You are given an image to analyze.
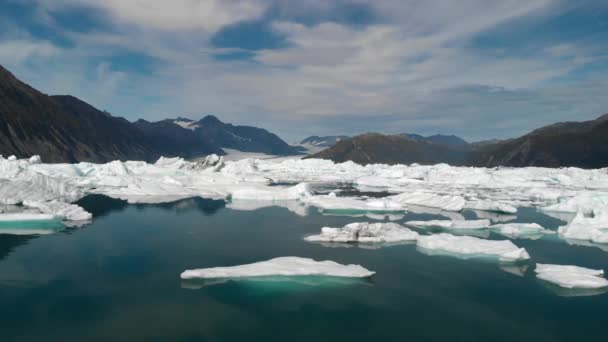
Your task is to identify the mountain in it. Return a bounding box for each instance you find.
[0,65,160,163]
[182,115,304,155]
[471,114,608,168]
[308,133,469,165]
[133,119,224,158]
[0,65,301,162]
[300,135,349,148]
[400,133,470,150]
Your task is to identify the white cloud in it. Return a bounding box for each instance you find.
[0,39,61,64]
[35,0,268,33]
[3,0,608,141]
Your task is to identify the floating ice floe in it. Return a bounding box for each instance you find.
[301,192,406,213]
[406,219,491,230]
[490,223,554,239]
[541,192,608,215]
[230,183,311,201]
[22,200,92,222]
[180,257,375,279]
[416,233,530,262]
[557,211,608,244]
[464,200,518,214]
[0,213,57,222]
[535,264,608,289]
[387,192,465,212]
[305,222,418,243]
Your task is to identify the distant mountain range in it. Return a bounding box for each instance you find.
[0,65,302,162]
[310,114,608,168]
[471,114,608,168]
[302,133,470,150]
[2,65,607,168]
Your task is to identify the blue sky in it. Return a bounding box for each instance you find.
[1,0,607,142]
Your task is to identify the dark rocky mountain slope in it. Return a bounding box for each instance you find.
[0,65,158,163]
[308,133,469,165]
[471,114,608,168]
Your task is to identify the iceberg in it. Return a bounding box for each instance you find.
[406,219,491,230]
[180,257,375,279]
[464,200,517,214]
[535,264,608,289]
[416,233,530,262]
[301,192,406,214]
[557,211,608,244]
[490,223,554,239]
[388,192,465,212]
[0,213,56,221]
[22,200,92,222]
[305,222,418,243]
[230,183,311,201]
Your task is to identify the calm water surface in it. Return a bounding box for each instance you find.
[0,195,607,341]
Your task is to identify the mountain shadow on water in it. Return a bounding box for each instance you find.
[75,195,226,219]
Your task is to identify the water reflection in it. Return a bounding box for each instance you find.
[76,194,226,218]
[181,275,374,291]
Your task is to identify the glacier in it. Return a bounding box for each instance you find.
[180,257,375,279]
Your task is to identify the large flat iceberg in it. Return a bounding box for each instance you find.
[416,233,530,262]
[535,263,608,289]
[180,257,375,279]
[305,222,418,243]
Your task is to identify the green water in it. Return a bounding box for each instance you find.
[0,195,607,341]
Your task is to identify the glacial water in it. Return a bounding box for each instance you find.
[0,195,607,341]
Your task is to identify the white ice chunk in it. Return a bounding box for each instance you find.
[464,200,517,214]
[22,200,92,222]
[491,223,554,238]
[180,257,375,279]
[416,233,530,262]
[305,222,419,243]
[231,183,311,201]
[406,219,491,230]
[541,193,608,215]
[302,192,406,213]
[535,263,608,289]
[388,191,465,211]
[557,210,608,244]
[0,213,57,221]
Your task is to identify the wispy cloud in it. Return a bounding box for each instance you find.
[1,0,607,141]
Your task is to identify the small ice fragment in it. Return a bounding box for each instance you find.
[181,257,375,279]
